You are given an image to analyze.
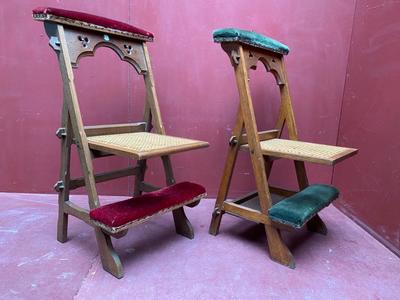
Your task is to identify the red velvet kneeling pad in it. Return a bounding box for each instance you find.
[90,182,206,228]
[32,7,153,39]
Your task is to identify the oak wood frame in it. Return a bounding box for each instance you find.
[42,21,197,278]
[209,42,329,268]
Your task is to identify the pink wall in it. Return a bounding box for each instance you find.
[333,0,400,253]
[0,0,356,197]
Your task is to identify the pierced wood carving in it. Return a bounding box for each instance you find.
[62,27,148,73]
[221,42,285,85]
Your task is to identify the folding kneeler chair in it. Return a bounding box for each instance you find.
[33,7,209,278]
[209,28,358,268]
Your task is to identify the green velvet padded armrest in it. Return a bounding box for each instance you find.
[268,184,339,228]
[213,28,289,55]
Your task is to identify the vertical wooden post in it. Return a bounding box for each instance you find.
[133,102,150,196]
[56,101,72,243]
[143,44,165,135]
[162,155,194,239]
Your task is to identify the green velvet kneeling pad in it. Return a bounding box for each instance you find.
[213,28,289,55]
[268,184,339,228]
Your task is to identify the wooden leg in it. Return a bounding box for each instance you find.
[172,207,194,239]
[133,159,147,197]
[57,210,68,243]
[294,160,309,190]
[209,106,244,236]
[293,161,328,235]
[265,225,295,268]
[264,156,274,179]
[57,105,72,243]
[161,155,195,239]
[307,214,328,235]
[95,228,123,279]
[209,207,224,236]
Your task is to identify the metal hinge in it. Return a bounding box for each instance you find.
[49,36,61,51]
[229,136,238,147]
[74,139,81,148]
[212,208,223,217]
[53,180,65,192]
[230,49,240,65]
[55,128,66,139]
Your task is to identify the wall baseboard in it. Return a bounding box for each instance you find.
[336,206,400,258]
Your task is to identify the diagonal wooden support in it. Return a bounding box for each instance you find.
[209,106,244,235]
[162,155,195,239]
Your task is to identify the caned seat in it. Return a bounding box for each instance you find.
[33,7,209,279]
[88,132,209,160]
[241,138,357,165]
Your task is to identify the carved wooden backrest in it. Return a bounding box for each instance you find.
[221,42,298,140]
[44,22,148,73]
[42,21,166,135]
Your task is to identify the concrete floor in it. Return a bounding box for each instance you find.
[0,192,399,300]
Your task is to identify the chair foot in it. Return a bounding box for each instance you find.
[307,214,328,235]
[57,212,68,243]
[95,228,124,279]
[172,207,194,239]
[265,225,295,269]
[209,208,223,236]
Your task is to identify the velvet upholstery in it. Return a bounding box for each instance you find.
[268,184,339,228]
[213,28,289,55]
[32,7,153,39]
[90,182,206,228]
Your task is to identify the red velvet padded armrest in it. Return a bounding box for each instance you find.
[32,7,153,39]
[90,182,206,228]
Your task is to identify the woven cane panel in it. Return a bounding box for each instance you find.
[257,139,355,164]
[88,132,202,153]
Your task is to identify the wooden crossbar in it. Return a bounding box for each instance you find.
[69,167,140,190]
[239,129,279,145]
[84,122,147,137]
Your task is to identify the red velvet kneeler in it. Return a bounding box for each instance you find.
[90,182,206,229]
[32,7,154,39]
